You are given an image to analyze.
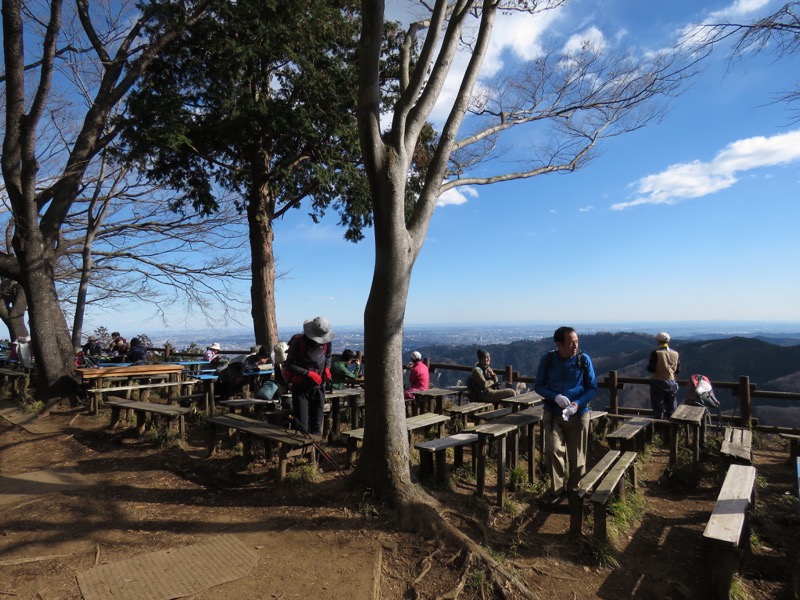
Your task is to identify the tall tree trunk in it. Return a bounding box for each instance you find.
[15,234,79,405]
[247,180,278,350]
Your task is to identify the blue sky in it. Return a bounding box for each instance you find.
[106,0,800,334]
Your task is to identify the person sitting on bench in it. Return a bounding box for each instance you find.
[469,349,516,405]
[534,326,598,505]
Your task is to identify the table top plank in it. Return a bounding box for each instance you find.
[670,404,706,425]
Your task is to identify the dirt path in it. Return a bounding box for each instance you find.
[1,403,798,599]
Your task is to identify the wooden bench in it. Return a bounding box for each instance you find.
[702,463,757,599]
[570,450,638,539]
[445,402,491,429]
[205,413,315,481]
[669,403,707,467]
[78,364,186,413]
[605,417,653,452]
[218,398,278,420]
[415,433,479,483]
[472,408,542,505]
[105,399,192,442]
[720,426,752,464]
[344,412,449,466]
[473,407,513,424]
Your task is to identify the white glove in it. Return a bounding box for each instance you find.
[554,394,570,409]
[562,403,578,421]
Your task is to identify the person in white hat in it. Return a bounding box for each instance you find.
[647,332,681,419]
[403,351,429,399]
[283,317,335,436]
[204,342,222,364]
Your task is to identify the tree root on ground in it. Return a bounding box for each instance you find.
[435,550,475,600]
[394,485,539,600]
[407,547,441,598]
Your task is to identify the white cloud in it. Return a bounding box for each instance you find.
[706,0,773,21]
[612,129,800,210]
[578,205,594,212]
[437,186,478,207]
[563,26,607,55]
[681,0,773,47]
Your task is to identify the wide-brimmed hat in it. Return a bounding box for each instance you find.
[209,342,221,351]
[273,342,289,363]
[303,316,335,344]
[655,332,671,343]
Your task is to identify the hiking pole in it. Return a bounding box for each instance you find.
[288,415,346,474]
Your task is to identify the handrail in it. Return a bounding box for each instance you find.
[428,362,800,431]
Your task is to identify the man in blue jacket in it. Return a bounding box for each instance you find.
[534,326,598,505]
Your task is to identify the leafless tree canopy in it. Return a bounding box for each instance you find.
[699,2,800,121]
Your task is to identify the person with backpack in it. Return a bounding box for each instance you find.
[468,349,516,406]
[647,331,680,419]
[534,326,598,506]
[283,316,334,437]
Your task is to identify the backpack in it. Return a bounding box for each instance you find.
[282,334,331,386]
[687,374,720,409]
[543,349,589,382]
[687,373,721,426]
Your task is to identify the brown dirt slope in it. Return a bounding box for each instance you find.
[1,401,799,599]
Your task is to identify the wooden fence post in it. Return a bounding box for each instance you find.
[164,343,171,361]
[504,365,514,389]
[739,376,751,429]
[608,370,619,415]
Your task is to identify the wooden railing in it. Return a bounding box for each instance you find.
[427,361,800,433]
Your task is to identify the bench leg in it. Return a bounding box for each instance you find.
[526,423,535,485]
[278,445,288,481]
[435,450,447,484]
[592,501,608,542]
[707,545,738,600]
[135,410,147,437]
[476,436,488,498]
[669,423,678,465]
[453,445,465,470]
[569,495,584,534]
[419,452,434,480]
[496,435,507,506]
[108,406,123,430]
[207,424,220,457]
[346,437,359,467]
[177,415,185,442]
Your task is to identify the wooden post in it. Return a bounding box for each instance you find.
[164,343,172,361]
[739,376,751,429]
[504,365,513,389]
[608,370,619,415]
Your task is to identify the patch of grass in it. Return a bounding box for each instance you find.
[483,544,506,564]
[661,450,701,488]
[467,569,492,594]
[609,486,647,532]
[508,466,527,489]
[20,399,45,414]
[587,536,620,569]
[144,424,181,448]
[502,497,523,517]
[749,532,763,553]
[730,575,753,600]
[450,465,475,485]
[355,489,378,517]
[284,460,322,484]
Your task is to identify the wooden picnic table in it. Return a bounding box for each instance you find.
[501,391,543,412]
[77,364,186,413]
[669,403,707,466]
[473,406,542,505]
[411,387,461,415]
[344,412,449,466]
[325,388,365,441]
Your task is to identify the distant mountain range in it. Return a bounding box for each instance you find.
[415,332,800,429]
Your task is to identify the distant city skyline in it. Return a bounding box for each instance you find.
[135,320,800,352]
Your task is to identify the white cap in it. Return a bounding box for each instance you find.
[655,332,670,343]
[411,351,422,361]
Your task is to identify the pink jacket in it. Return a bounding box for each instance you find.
[404,361,430,399]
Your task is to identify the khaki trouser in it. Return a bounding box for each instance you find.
[542,409,590,496]
[479,387,516,407]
